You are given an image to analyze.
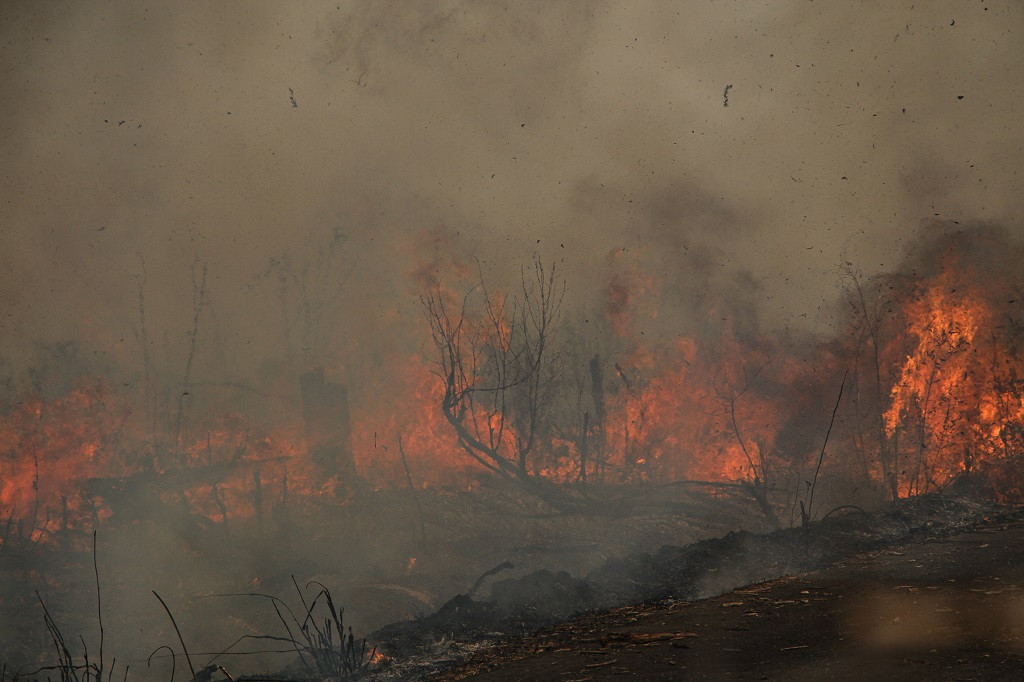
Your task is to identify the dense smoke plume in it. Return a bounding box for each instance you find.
[2,0,1021,399]
[1,0,1022,673]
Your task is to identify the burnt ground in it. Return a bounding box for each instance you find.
[439,514,1024,681]
[4,490,1019,680]
[0,481,771,676]
[354,496,1024,681]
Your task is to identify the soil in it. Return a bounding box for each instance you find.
[442,516,1024,680]
[7,488,1019,680]
[0,481,768,675]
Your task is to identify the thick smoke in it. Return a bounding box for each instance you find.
[2,0,1021,395]
[1,0,1022,672]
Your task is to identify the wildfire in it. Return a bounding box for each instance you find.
[351,355,478,489]
[4,228,1024,547]
[603,249,656,339]
[882,268,1024,496]
[0,382,128,543]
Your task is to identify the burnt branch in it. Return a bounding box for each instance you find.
[422,259,588,509]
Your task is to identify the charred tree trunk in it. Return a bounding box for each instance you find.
[578,411,589,484]
[742,477,781,529]
[589,354,607,480]
[253,469,264,530]
[888,426,901,499]
[299,368,355,482]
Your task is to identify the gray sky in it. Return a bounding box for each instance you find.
[2,0,1021,389]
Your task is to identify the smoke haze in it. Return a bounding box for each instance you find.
[3,0,1021,395]
[2,2,1024,671]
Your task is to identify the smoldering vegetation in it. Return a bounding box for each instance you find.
[2,222,1024,679]
[371,495,1017,679]
[1,1,1022,679]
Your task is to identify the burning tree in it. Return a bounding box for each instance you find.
[841,226,1024,500]
[8,220,1024,554]
[840,261,905,500]
[421,259,579,503]
[708,359,781,527]
[883,274,1024,497]
[420,256,822,523]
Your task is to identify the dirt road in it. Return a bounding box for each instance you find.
[448,519,1024,680]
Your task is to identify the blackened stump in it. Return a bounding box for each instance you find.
[299,367,354,479]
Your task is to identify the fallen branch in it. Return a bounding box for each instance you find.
[821,504,869,519]
[467,561,515,599]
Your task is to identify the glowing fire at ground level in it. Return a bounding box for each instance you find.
[1,227,1024,682]
[3,228,1024,545]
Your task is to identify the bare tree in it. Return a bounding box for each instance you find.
[249,228,351,371]
[990,318,1024,460]
[901,323,969,495]
[840,262,901,500]
[174,257,208,451]
[709,360,781,527]
[555,351,608,485]
[422,259,569,495]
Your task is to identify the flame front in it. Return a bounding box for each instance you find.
[4,232,1024,546]
[883,268,1024,497]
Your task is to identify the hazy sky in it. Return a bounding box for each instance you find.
[2,0,1021,387]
